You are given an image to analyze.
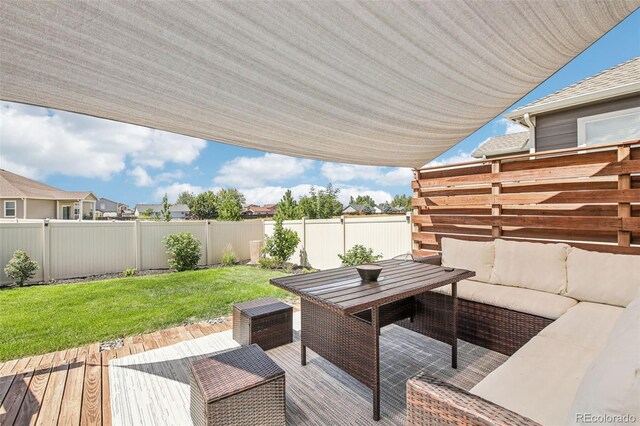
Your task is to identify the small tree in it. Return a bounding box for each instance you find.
[354,195,376,207]
[262,218,300,265]
[160,194,172,221]
[215,188,245,221]
[141,208,155,218]
[191,191,218,219]
[4,250,39,286]
[163,232,201,271]
[338,245,382,266]
[176,191,196,208]
[274,189,302,221]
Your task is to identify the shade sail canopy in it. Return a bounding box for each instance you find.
[1,1,637,168]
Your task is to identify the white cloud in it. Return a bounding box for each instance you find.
[154,183,207,203]
[320,163,413,187]
[334,184,393,205]
[128,166,153,187]
[426,150,475,167]
[382,168,414,186]
[239,183,393,206]
[213,153,314,188]
[240,184,315,206]
[0,101,207,180]
[500,118,527,135]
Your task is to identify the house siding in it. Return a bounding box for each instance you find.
[26,199,56,219]
[535,93,640,152]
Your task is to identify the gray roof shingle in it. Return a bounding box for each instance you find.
[0,169,95,200]
[472,132,530,158]
[509,57,640,116]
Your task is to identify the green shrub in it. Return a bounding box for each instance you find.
[338,245,382,266]
[122,268,137,277]
[258,257,281,269]
[163,232,201,271]
[220,243,239,266]
[4,250,39,286]
[262,218,300,265]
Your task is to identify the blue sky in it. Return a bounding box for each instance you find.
[1,10,638,208]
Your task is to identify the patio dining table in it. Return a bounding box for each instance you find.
[270,258,474,420]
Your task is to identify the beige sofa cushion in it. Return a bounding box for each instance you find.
[489,239,569,294]
[441,238,494,283]
[566,293,640,425]
[432,279,577,320]
[538,302,623,351]
[471,335,600,426]
[566,247,640,307]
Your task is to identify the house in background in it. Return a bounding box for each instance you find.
[134,203,191,219]
[342,204,382,215]
[473,57,640,158]
[96,197,132,219]
[0,169,98,220]
[242,204,277,218]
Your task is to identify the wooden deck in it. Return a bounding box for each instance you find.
[1,304,507,426]
[0,319,233,426]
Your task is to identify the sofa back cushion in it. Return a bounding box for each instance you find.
[489,239,569,294]
[441,238,494,283]
[566,290,640,425]
[566,247,640,307]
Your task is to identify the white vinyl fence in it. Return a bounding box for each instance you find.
[264,215,413,270]
[0,215,412,284]
[0,220,263,284]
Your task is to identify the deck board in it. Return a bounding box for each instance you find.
[109,313,507,426]
[0,319,232,426]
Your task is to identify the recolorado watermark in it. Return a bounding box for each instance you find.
[576,413,637,424]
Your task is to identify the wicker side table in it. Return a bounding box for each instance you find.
[233,298,293,350]
[190,344,286,426]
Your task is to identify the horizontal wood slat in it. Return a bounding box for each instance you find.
[413,189,640,207]
[414,215,624,231]
[413,160,640,188]
[413,142,640,256]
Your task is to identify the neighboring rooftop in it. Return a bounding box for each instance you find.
[472,132,531,158]
[506,56,640,120]
[0,169,95,200]
[135,203,190,213]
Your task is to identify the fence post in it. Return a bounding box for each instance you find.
[42,219,51,282]
[134,219,142,270]
[491,160,502,238]
[617,144,631,247]
[301,217,306,250]
[205,220,210,265]
[341,215,346,255]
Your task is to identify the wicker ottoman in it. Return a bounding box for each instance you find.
[189,344,286,426]
[233,298,293,350]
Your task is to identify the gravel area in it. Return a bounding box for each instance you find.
[100,338,124,352]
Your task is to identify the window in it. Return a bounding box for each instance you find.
[100,203,105,210]
[577,107,640,147]
[4,200,16,217]
[74,202,79,219]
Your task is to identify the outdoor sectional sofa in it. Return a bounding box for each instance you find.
[406,237,640,425]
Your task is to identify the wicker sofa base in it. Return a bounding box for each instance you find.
[396,292,553,356]
[407,374,540,426]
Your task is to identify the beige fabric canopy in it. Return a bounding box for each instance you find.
[1,1,637,168]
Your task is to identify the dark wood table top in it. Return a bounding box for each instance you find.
[270,259,474,315]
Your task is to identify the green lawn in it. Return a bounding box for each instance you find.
[0,266,290,361]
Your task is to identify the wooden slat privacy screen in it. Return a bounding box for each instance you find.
[411,140,640,256]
